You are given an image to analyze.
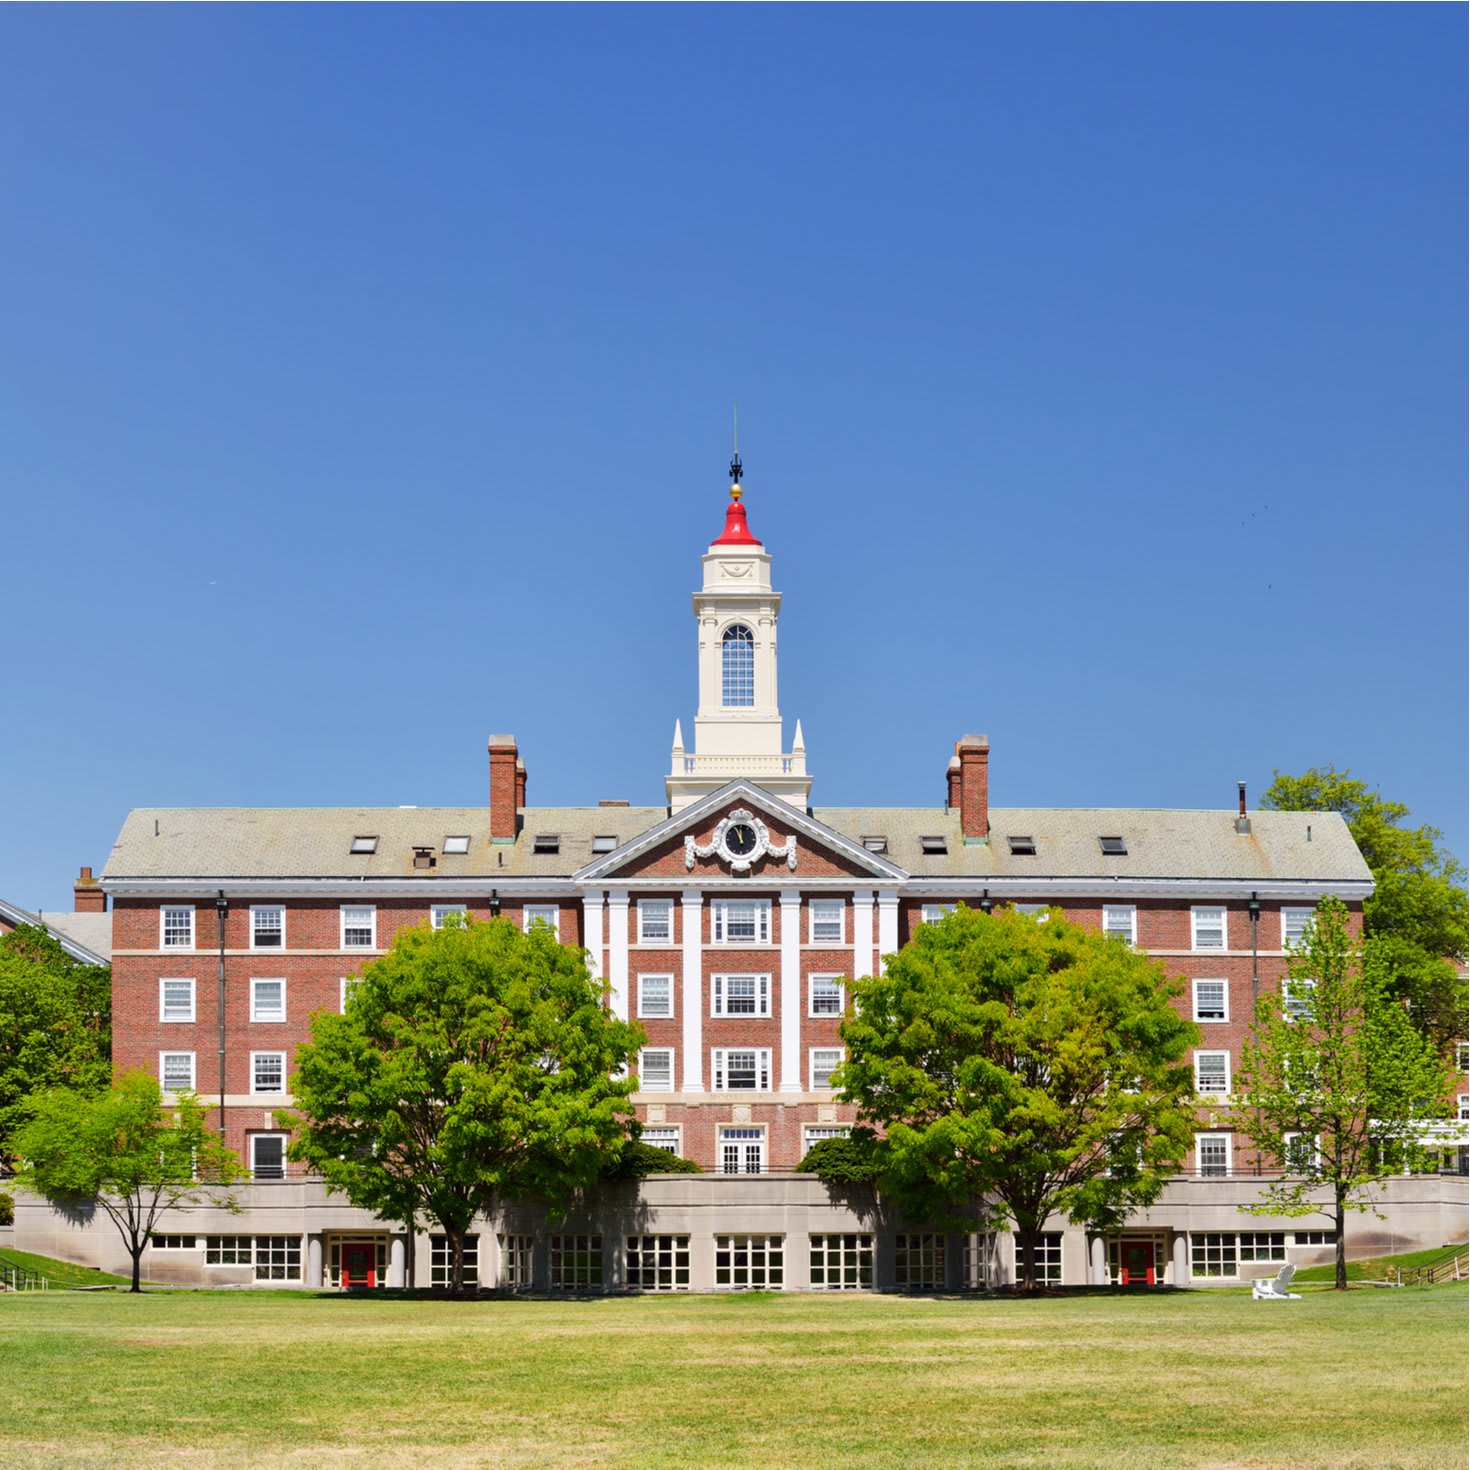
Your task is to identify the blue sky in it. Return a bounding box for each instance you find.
[1,5,1464,912]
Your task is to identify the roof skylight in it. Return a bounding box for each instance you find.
[920,836,947,855]
[861,835,888,854]
[1099,835,1128,856]
[442,835,470,855]
[591,835,616,854]
[533,834,561,855]
[1007,835,1036,856]
[350,835,379,855]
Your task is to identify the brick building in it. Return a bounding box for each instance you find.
[19,466,1466,1291]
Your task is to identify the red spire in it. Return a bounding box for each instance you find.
[712,451,761,546]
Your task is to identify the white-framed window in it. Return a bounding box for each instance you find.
[431,904,468,930]
[250,1134,286,1180]
[711,899,771,945]
[711,973,771,1017]
[523,904,560,937]
[718,1126,766,1174]
[714,1234,784,1289]
[205,1235,251,1265]
[1282,907,1315,949]
[641,1126,681,1156]
[961,1232,997,1289]
[711,1048,771,1091]
[895,1233,946,1290]
[1010,1232,1063,1286]
[920,903,957,925]
[721,623,755,707]
[626,1234,689,1290]
[638,974,674,1019]
[809,900,845,944]
[802,1124,851,1151]
[1456,1042,1469,1074]
[1191,906,1226,952]
[340,975,360,1013]
[341,905,376,949]
[1190,1231,1238,1278]
[1193,979,1228,1023]
[1459,1094,1470,1123]
[1194,1050,1231,1096]
[809,973,845,1017]
[429,1235,479,1288]
[250,978,285,1023]
[638,1048,674,1092]
[809,1232,873,1290]
[498,1233,534,1291]
[253,1236,301,1279]
[1195,1132,1232,1178]
[251,1052,286,1094]
[637,899,672,944]
[160,1051,195,1093]
[809,1047,843,1091]
[550,1235,602,1291]
[1102,905,1136,945]
[1284,1133,1320,1172]
[250,905,284,950]
[149,1234,198,1251]
[159,978,195,1023]
[161,905,195,950]
[1282,979,1316,1021]
[1291,1230,1338,1247]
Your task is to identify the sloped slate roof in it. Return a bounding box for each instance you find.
[102,801,1370,884]
[0,898,112,963]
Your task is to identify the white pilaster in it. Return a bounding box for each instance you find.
[582,891,605,985]
[779,889,802,1092]
[681,889,703,1092]
[607,890,629,1023]
[851,891,874,981]
[388,1234,406,1289]
[877,889,899,972]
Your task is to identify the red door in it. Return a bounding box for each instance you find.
[341,1243,376,1289]
[1119,1241,1155,1286]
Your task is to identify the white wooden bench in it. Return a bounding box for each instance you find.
[1251,1262,1302,1300]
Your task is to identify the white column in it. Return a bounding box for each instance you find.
[1172,1233,1189,1287]
[388,1234,406,1289]
[851,891,874,981]
[779,889,802,1092]
[583,891,605,986]
[681,889,703,1092]
[877,889,899,971]
[306,1234,324,1289]
[606,890,629,1022]
[1090,1235,1107,1285]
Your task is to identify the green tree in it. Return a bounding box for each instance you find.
[839,905,1200,1292]
[286,916,642,1295]
[1262,768,1467,1044]
[0,925,111,1163]
[1236,897,1450,1290]
[13,1072,243,1293]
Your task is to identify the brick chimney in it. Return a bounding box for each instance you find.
[945,756,962,810]
[488,735,520,842]
[515,758,527,810]
[956,735,990,841]
[74,865,107,913]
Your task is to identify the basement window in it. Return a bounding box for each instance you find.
[1099,836,1128,857]
[442,835,470,855]
[861,836,888,854]
[350,836,379,855]
[919,836,947,856]
[533,834,561,855]
[591,835,617,854]
[1007,835,1036,856]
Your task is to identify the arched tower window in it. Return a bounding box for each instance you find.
[721,624,755,707]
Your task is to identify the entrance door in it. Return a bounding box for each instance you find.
[341,1242,377,1289]
[1119,1240,1155,1286]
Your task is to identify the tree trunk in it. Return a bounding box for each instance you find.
[448,1227,466,1299]
[1334,1190,1347,1291]
[1015,1222,1039,1294]
[130,1239,144,1294]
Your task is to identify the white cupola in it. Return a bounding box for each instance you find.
[665,457,811,812]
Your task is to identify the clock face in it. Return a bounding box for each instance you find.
[725,823,758,857]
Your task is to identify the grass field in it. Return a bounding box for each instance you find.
[0,1248,129,1290]
[0,1287,1463,1470]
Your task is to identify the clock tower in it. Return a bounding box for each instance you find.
[665,458,812,812]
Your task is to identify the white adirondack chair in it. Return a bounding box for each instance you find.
[1251,1262,1301,1300]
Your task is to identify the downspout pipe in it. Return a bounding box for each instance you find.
[216,891,228,1135]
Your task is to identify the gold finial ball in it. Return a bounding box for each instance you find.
[730,483,743,501]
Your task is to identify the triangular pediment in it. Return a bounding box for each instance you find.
[573,780,907,884]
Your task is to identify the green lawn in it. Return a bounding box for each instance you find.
[1293,1246,1463,1283]
[0,1248,129,1290]
[0,1288,1463,1469]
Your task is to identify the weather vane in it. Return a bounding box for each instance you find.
[729,402,742,487]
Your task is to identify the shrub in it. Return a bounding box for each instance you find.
[609,1140,703,1179]
[0,1192,11,1226]
[794,1134,883,1186]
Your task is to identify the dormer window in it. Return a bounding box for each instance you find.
[721,624,755,708]
[1007,835,1036,856]
[919,836,947,856]
[350,836,378,855]
[1099,836,1127,857]
[533,834,561,855]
